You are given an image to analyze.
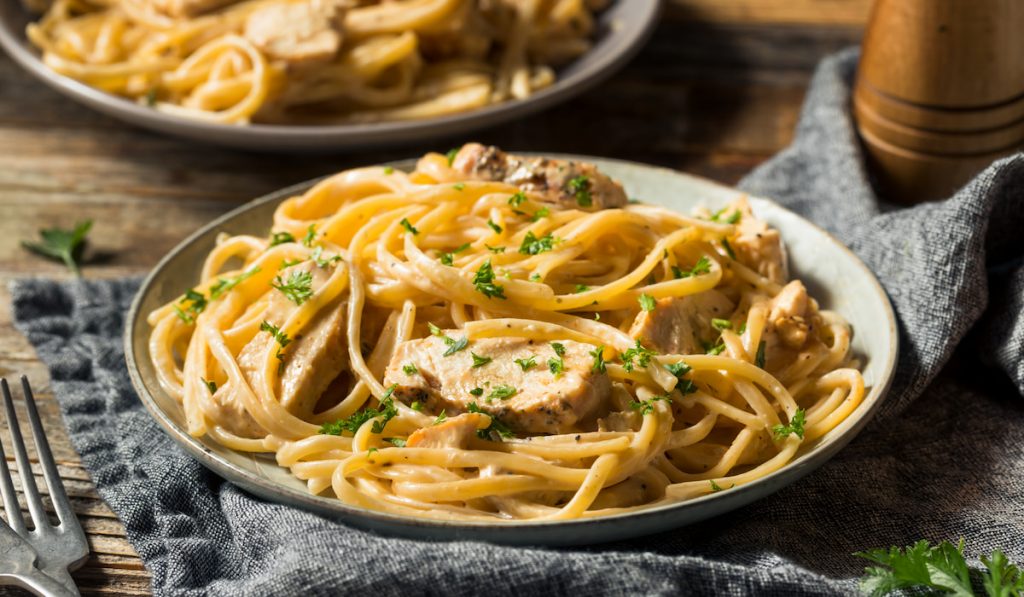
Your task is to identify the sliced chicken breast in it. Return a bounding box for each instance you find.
[729,198,789,285]
[628,290,736,355]
[244,0,345,66]
[383,335,610,434]
[406,413,491,449]
[452,143,628,210]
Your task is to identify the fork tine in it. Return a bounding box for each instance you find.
[0,380,26,534]
[1,378,49,530]
[20,377,77,528]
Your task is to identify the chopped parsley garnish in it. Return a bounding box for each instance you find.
[709,480,724,492]
[721,238,737,260]
[705,340,726,356]
[433,410,447,425]
[772,408,806,440]
[201,378,217,394]
[453,183,466,191]
[551,342,566,357]
[439,242,471,266]
[386,437,406,447]
[302,225,317,247]
[519,231,558,255]
[445,147,459,166]
[508,192,527,207]
[711,318,732,330]
[665,361,697,395]
[402,363,418,376]
[574,284,589,293]
[589,345,606,374]
[629,395,670,415]
[568,175,592,207]
[531,207,550,221]
[469,387,484,397]
[269,231,295,246]
[639,293,656,312]
[738,322,748,334]
[485,244,506,253]
[672,256,712,279]
[428,322,444,336]
[442,336,469,357]
[22,220,92,276]
[279,258,304,270]
[711,207,741,224]
[174,288,207,324]
[260,320,291,366]
[472,259,506,299]
[530,273,542,282]
[514,357,537,371]
[548,357,564,376]
[487,384,517,401]
[272,270,314,305]
[320,385,398,435]
[411,401,423,411]
[399,218,419,235]
[486,219,503,234]
[383,166,394,175]
[311,246,341,268]
[755,340,766,368]
[471,352,492,368]
[209,267,260,299]
[468,402,515,441]
[621,340,657,372]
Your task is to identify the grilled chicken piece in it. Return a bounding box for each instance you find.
[149,0,238,18]
[216,262,348,430]
[628,290,736,355]
[406,413,491,449]
[451,143,628,210]
[760,280,825,370]
[244,0,345,66]
[729,198,788,285]
[383,335,610,434]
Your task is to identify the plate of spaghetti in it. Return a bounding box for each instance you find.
[0,0,658,150]
[125,145,898,544]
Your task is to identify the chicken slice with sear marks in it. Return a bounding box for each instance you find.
[384,335,610,434]
[405,413,491,449]
[451,143,628,210]
[244,0,346,67]
[214,261,349,432]
[628,290,736,355]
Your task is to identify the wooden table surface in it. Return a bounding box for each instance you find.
[0,1,870,593]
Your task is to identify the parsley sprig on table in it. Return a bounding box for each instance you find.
[855,539,1023,597]
[22,220,92,276]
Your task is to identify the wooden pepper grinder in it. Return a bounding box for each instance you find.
[854,0,1024,203]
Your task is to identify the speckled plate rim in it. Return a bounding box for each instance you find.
[124,155,899,546]
[0,1,660,151]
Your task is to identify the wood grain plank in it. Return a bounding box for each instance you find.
[667,0,872,27]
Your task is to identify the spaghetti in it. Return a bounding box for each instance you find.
[147,146,866,521]
[27,0,604,124]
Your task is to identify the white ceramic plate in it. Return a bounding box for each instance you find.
[124,156,898,545]
[0,2,659,151]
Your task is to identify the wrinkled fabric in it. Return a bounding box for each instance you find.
[10,48,1024,596]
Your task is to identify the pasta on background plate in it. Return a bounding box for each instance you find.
[28,0,606,124]
[148,144,866,521]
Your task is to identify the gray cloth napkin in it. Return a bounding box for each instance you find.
[10,48,1024,596]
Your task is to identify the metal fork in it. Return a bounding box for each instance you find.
[0,377,89,596]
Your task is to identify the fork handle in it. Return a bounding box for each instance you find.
[0,568,76,597]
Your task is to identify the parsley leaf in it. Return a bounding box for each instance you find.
[302,224,317,247]
[705,340,726,355]
[721,238,737,260]
[468,402,515,441]
[442,336,469,357]
[201,378,217,394]
[639,293,656,312]
[272,270,314,305]
[320,386,398,436]
[453,183,465,191]
[260,320,291,367]
[711,207,741,225]
[709,480,723,492]
[174,288,207,324]
[551,342,566,357]
[854,540,975,597]
[428,322,444,337]
[665,361,698,395]
[485,244,505,254]
[519,231,558,255]
[982,549,1024,597]
[383,166,394,175]
[439,243,471,266]
[445,147,459,166]
[772,408,806,440]
[279,258,304,270]
[487,384,517,401]
[568,175,592,207]
[629,395,670,415]
[471,352,492,368]
[755,340,766,368]
[532,207,550,221]
[621,340,657,372]
[514,357,537,371]
[433,410,447,425]
[469,387,484,396]
[269,231,295,246]
[472,259,506,299]
[711,318,732,330]
[311,246,341,268]
[209,267,260,300]
[508,192,527,207]
[402,363,418,375]
[386,437,406,447]
[574,284,590,293]
[487,219,503,234]
[589,345,606,374]
[400,218,419,235]
[548,357,564,376]
[672,256,712,279]
[22,220,92,276]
